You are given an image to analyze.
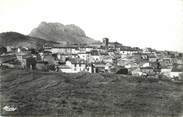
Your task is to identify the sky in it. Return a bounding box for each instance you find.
[0,0,183,52]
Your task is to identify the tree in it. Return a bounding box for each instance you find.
[0,47,7,55]
[116,68,128,74]
[179,73,183,81]
[29,48,37,54]
[178,53,183,58]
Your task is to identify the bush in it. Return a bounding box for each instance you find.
[0,46,7,55]
[179,73,183,80]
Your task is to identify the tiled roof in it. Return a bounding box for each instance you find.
[59,66,71,69]
[67,58,87,64]
[52,46,78,49]
[140,67,154,69]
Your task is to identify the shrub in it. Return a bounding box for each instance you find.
[179,73,183,80]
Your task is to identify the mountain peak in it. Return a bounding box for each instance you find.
[29,22,94,44]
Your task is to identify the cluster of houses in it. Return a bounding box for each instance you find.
[0,38,183,80]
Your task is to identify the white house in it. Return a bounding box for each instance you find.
[125,62,138,69]
[161,67,172,77]
[101,55,113,63]
[45,46,77,54]
[131,68,144,76]
[59,66,75,73]
[90,55,101,62]
[120,48,138,55]
[60,59,91,73]
[89,50,101,62]
[79,46,93,52]
[142,62,150,67]
[93,63,106,73]
[149,56,157,62]
[78,52,90,61]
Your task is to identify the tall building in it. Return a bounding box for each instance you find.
[103,38,109,49]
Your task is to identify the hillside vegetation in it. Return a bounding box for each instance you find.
[0,32,58,48]
[1,69,183,117]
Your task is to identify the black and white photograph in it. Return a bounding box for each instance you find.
[0,0,183,116]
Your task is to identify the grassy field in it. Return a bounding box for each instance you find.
[0,69,183,117]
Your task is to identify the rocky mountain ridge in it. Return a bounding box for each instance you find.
[29,22,96,44]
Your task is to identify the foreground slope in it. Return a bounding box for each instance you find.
[1,69,183,117]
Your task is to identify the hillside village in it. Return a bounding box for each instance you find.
[1,37,183,81]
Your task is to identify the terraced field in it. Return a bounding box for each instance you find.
[1,69,183,117]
